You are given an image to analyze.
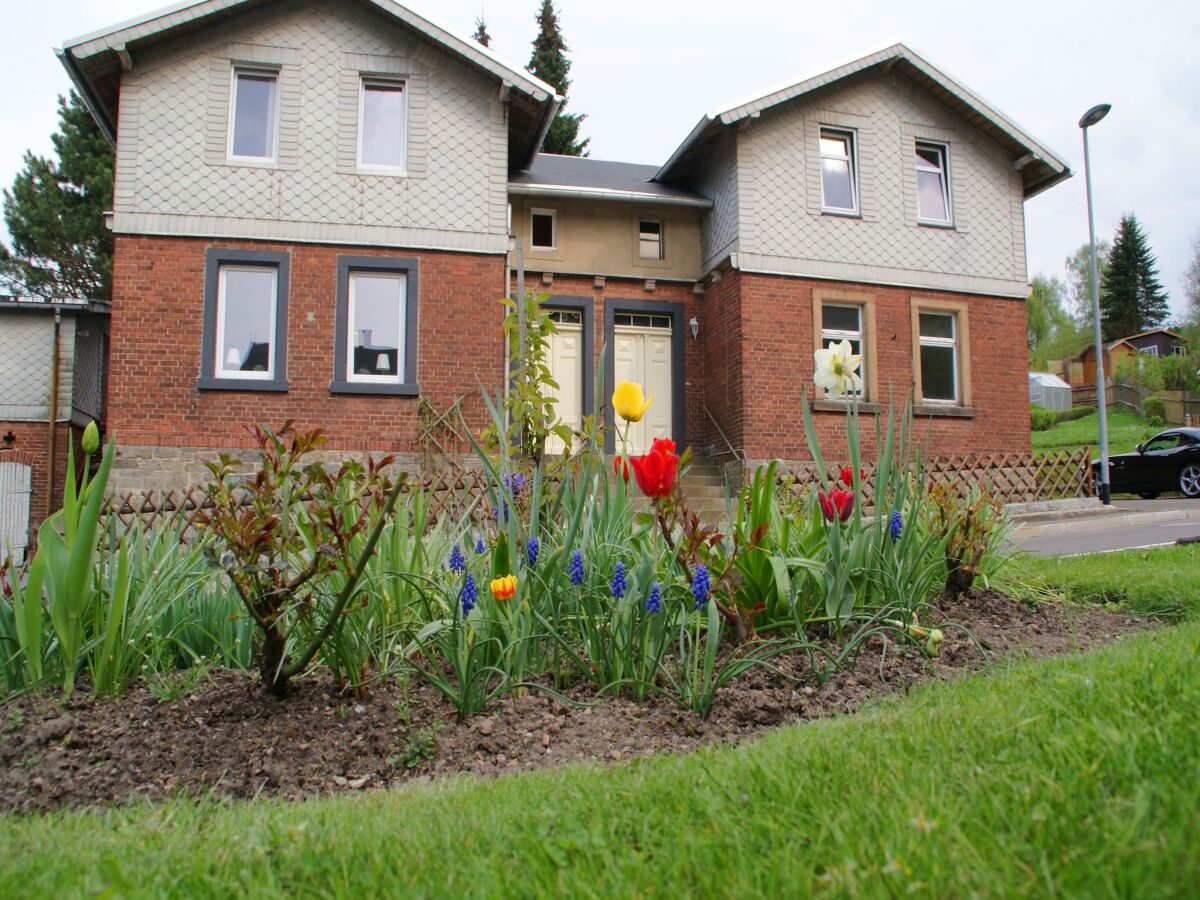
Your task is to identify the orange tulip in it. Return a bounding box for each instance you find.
[489,574,517,601]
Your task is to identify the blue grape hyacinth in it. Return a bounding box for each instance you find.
[611,561,627,599]
[448,544,466,574]
[569,549,585,586]
[889,510,903,543]
[475,536,486,555]
[460,572,478,616]
[526,536,540,568]
[645,580,662,614]
[692,564,710,610]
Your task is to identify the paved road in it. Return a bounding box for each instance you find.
[1015,497,1200,556]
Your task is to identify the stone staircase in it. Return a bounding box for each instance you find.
[626,456,735,524]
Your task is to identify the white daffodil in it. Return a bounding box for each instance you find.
[813,339,863,397]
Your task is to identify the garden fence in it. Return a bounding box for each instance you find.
[1073,378,1199,426]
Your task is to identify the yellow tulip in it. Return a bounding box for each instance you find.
[612,381,653,423]
[490,574,518,601]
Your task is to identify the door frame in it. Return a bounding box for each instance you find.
[603,298,685,454]
[543,295,596,430]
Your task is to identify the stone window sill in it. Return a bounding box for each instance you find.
[330,380,420,397]
[196,376,288,393]
[812,399,882,414]
[913,403,975,418]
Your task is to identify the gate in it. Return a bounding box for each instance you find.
[0,453,33,564]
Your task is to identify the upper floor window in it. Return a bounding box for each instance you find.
[531,208,557,250]
[358,79,407,172]
[639,219,663,259]
[228,67,278,161]
[915,141,952,224]
[819,128,858,214]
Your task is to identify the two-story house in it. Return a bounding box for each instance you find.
[59,0,1070,494]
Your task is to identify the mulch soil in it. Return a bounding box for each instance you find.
[0,591,1149,813]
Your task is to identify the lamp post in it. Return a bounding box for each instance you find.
[1080,102,1112,504]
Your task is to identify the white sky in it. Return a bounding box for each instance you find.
[4,0,1199,314]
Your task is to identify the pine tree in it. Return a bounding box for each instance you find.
[472,15,492,47]
[0,93,114,300]
[1099,214,1169,340]
[527,0,589,156]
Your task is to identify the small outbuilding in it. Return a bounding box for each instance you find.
[1028,371,1072,411]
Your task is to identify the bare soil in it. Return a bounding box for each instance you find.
[0,592,1148,813]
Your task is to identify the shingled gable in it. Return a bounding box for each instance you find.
[656,41,1071,199]
[57,0,560,169]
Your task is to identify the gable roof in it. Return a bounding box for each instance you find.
[58,0,559,168]
[509,154,711,208]
[656,41,1071,199]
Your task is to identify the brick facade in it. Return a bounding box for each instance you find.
[0,422,83,539]
[107,234,506,490]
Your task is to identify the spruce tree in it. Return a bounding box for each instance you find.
[0,92,113,300]
[527,0,589,156]
[472,15,492,47]
[1099,214,1169,340]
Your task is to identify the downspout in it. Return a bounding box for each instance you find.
[47,309,62,514]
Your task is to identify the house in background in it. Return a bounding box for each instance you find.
[0,298,108,561]
[56,0,1070,495]
[1058,328,1187,386]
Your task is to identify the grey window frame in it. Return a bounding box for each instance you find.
[331,255,420,396]
[197,248,290,392]
[915,140,953,226]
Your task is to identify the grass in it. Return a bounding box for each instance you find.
[1,619,1198,897]
[1008,543,1200,622]
[1031,408,1158,458]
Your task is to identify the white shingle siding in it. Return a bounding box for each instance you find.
[0,315,74,421]
[112,1,508,253]
[702,70,1031,297]
[692,130,740,274]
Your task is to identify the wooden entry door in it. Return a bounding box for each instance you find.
[545,310,583,455]
[613,312,673,454]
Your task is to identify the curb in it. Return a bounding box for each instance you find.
[1014,507,1200,538]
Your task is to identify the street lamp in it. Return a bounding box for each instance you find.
[1080,102,1112,504]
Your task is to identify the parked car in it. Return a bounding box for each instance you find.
[1093,427,1200,499]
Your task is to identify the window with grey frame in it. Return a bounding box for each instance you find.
[198,249,289,392]
[918,311,958,403]
[331,257,419,396]
[915,141,952,224]
[819,128,858,213]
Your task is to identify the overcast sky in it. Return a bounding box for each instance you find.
[5,0,1199,315]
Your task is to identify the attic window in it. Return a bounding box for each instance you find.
[228,68,278,161]
[531,208,556,250]
[358,79,407,172]
[639,220,663,259]
[819,128,858,214]
[915,141,952,224]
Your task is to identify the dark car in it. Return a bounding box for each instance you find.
[1093,427,1200,499]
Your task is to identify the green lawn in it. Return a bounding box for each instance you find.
[2,620,1198,896]
[1031,408,1158,458]
[1008,543,1200,622]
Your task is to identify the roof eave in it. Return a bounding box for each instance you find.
[56,47,116,146]
[508,183,712,208]
[653,114,714,182]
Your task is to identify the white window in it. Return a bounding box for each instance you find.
[821,303,865,396]
[347,273,407,383]
[228,68,278,161]
[918,312,958,403]
[819,128,858,213]
[639,219,663,259]
[215,266,278,380]
[531,208,556,250]
[358,80,407,172]
[1139,345,1159,357]
[915,141,952,224]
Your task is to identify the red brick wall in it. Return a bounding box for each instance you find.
[0,421,82,527]
[513,273,709,451]
[110,235,506,452]
[698,267,744,457]
[734,272,1031,460]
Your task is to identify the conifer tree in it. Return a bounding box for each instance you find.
[527,0,589,156]
[0,93,113,299]
[1099,214,1169,340]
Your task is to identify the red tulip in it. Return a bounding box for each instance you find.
[839,466,866,486]
[817,488,855,522]
[630,438,679,498]
[613,455,630,482]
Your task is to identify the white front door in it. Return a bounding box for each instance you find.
[614,313,673,455]
[0,459,32,565]
[545,310,583,456]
